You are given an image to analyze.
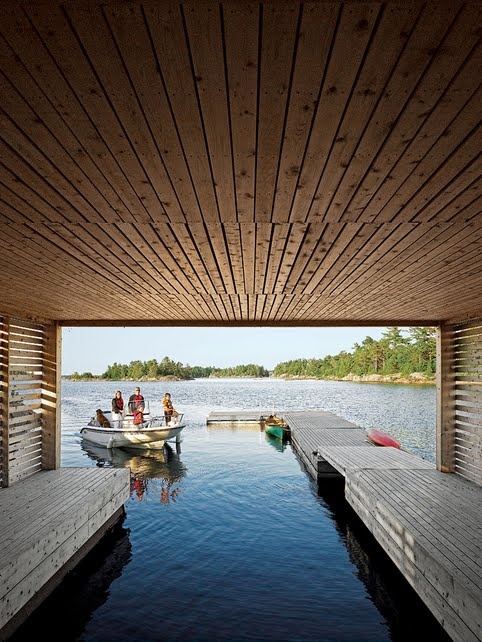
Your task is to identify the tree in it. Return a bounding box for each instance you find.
[408,327,436,373]
[271,326,436,381]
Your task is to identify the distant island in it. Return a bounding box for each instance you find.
[65,327,436,385]
[271,327,436,384]
[67,358,268,381]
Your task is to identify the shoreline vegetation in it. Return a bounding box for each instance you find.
[65,327,436,386]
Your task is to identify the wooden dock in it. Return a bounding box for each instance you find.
[0,467,130,640]
[284,410,482,642]
[205,409,482,642]
[206,411,272,425]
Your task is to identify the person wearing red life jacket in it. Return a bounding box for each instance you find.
[128,386,144,413]
[133,404,146,427]
[111,390,124,427]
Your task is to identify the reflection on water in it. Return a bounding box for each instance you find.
[315,479,452,642]
[9,514,132,642]
[264,431,290,453]
[81,440,187,504]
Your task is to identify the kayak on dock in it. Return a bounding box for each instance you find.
[366,428,401,449]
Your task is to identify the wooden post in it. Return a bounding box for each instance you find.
[41,323,62,470]
[436,324,455,473]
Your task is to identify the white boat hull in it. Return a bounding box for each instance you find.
[80,410,185,449]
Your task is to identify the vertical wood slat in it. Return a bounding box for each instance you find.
[58,3,176,224]
[223,1,258,225]
[183,2,237,223]
[437,324,456,473]
[145,2,221,227]
[241,223,256,296]
[104,2,192,225]
[453,322,482,486]
[0,318,58,485]
[272,2,339,224]
[0,318,10,487]
[8,319,44,485]
[41,324,61,470]
[439,321,482,485]
[255,1,299,223]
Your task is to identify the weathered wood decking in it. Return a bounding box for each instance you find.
[282,410,482,642]
[0,467,130,640]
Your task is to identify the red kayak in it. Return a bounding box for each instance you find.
[367,429,401,449]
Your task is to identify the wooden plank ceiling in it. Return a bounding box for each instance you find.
[0,0,480,326]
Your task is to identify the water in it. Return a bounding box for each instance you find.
[11,379,450,642]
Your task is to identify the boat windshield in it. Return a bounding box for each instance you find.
[126,400,150,415]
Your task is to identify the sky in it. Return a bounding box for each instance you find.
[61,326,389,375]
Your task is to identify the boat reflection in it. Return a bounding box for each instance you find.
[81,441,187,504]
[264,431,290,453]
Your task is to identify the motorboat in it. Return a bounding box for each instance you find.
[80,403,185,449]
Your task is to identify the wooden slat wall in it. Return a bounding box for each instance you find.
[437,323,456,474]
[1,319,59,486]
[442,321,482,486]
[0,319,9,488]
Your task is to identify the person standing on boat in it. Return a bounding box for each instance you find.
[111,390,124,428]
[162,392,176,425]
[128,386,145,413]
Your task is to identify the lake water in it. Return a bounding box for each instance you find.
[10,378,451,642]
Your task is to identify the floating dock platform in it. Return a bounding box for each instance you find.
[0,467,130,640]
[206,409,482,642]
[206,411,272,425]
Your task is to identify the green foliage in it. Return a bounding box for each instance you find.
[272,327,436,380]
[69,371,98,380]
[100,357,268,380]
[209,363,269,378]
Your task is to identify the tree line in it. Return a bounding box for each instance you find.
[272,327,436,379]
[69,356,269,381]
[68,327,436,381]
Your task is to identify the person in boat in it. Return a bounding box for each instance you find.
[128,386,145,413]
[111,390,124,427]
[133,404,147,427]
[162,392,176,425]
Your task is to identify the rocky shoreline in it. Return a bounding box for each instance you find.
[64,372,435,385]
[276,372,435,385]
[343,372,434,384]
